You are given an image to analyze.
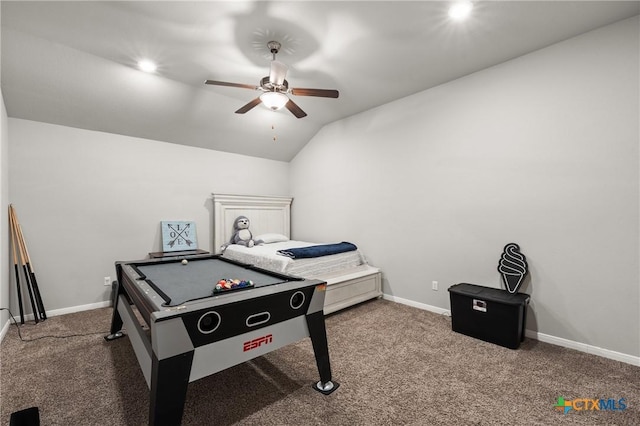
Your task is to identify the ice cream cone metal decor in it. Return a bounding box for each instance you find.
[497,243,528,294]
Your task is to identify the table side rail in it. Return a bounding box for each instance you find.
[119,264,163,323]
[116,294,153,387]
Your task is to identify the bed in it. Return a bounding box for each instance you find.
[212,193,382,314]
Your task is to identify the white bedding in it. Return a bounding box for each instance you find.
[221,240,366,277]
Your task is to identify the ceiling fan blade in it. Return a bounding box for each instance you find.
[269,61,288,86]
[235,97,262,114]
[285,99,307,119]
[205,80,257,90]
[290,88,339,98]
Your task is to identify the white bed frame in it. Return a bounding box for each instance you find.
[212,193,382,314]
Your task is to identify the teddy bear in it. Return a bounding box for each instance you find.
[228,216,263,248]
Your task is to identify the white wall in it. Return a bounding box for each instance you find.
[0,91,9,332]
[290,17,639,358]
[0,0,9,335]
[8,119,289,314]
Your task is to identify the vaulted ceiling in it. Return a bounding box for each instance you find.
[2,1,638,161]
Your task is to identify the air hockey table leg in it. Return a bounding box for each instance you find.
[149,351,194,426]
[104,282,125,341]
[305,311,340,395]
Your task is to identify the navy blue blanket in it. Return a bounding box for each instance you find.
[277,242,357,259]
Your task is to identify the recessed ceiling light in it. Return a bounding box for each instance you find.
[449,1,473,21]
[138,59,157,73]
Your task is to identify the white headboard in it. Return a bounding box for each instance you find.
[212,193,292,254]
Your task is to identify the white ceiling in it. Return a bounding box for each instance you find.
[2,1,638,161]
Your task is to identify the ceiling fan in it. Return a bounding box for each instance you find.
[205,41,339,119]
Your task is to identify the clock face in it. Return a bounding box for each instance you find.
[161,221,198,252]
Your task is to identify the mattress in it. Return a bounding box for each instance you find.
[221,240,366,277]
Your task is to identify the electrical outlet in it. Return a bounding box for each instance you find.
[432,280,438,291]
[104,276,111,286]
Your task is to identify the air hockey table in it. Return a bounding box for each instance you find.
[105,254,338,426]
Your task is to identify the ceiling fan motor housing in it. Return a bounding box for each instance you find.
[261,77,289,92]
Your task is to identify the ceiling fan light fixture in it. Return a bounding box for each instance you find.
[260,91,289,111]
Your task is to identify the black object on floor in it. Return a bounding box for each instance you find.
[448,283,530,349]
[9,407,40,426]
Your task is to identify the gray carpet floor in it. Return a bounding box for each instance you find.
[1,299,639,425]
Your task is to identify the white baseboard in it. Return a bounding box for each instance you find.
[383,294,451,316]
[0,300,112,343]
[19,300,112,323]
[525,329,640,366]
[0,317,11,342]
[383,294,640,367]
[46,300,112,317]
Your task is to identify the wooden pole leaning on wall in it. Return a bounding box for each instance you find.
[9,206,25,324]
[12,207,47,320]
[9,205,46,322]
[9,205,39,323]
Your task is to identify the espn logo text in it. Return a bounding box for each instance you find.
[243,334,273,352]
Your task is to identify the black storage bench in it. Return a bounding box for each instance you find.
[448,283,530,349]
